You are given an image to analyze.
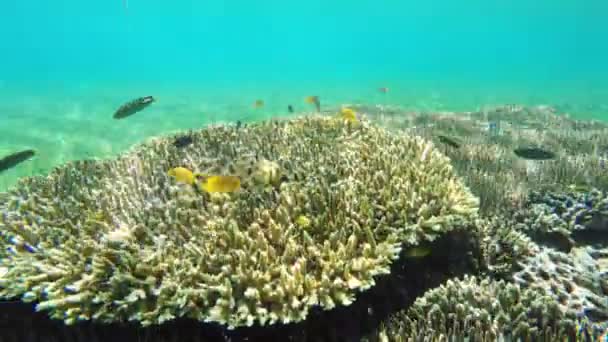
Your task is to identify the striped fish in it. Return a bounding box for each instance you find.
[113,96,155,119]
[0,149,35,173]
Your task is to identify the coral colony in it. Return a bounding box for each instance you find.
[1,107,607,340]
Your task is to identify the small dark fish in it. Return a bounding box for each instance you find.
[0,149,36,173]
[173,135,193,148]
[288,105,294,113]
[513,147,556,160]
[236,120,242,129]
[113,96,155,119]
[378,87,389,93]
[437,135,461,148]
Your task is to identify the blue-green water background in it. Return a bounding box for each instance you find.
[1,0,608,190]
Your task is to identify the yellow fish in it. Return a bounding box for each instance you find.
[404,246,432,258]
[295,215,311,228]
[339,107,358,123]
[196,175,241,193]
[167,167,195,185]
[304,96,318,104]
[304,96,320,112]
[253,99,264,108]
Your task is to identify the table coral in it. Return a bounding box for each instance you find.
[0,116,478,329]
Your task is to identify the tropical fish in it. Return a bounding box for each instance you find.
[437,135,461,148]
[0,149,35,173]
[173,135,194,148]
[305,96,321,112]
[378,87,389,93]
[404,246,432,258]
[113,96,155,119]
[513,147,556,160]
[295,215,311,228]
[223,155,287,190]
[339,107,358,123]
[236,120,242,129]
[251,159,284,188]
[167,167,195,185]
[288,105,294,113]
[253,100,264,108]
[195,174,241,193]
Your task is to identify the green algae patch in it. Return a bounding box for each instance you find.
[0,115,478,328]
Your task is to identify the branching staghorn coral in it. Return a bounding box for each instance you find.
[0,116,479,329]
[363,275,579,342]
[475,216,537,279]
[357,103,608,217]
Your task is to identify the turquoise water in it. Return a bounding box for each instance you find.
[1,0,608,190]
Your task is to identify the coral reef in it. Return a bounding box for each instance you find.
[3,102,607,341]
[356,103,608,215]
[475,216,537,279]
[0,116,479,329]
[363,275,579,342]
[513,187,608,251]
[352,103,608,339]
[0,227,481,342]
[512,246,608,324]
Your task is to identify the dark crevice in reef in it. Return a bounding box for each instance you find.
[572,213,608,248]
[527,230,575,253]
[0,229,480,342]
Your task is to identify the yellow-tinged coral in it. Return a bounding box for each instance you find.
[0,115,478,328]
